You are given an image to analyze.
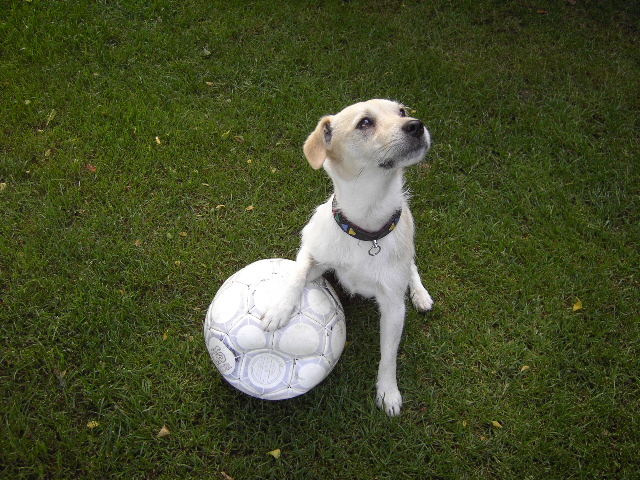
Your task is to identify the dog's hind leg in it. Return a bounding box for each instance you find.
[409,261,433,312]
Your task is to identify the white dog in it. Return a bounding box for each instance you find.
[262,99,434,416]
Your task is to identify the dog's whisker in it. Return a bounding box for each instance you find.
[378,140,404,163]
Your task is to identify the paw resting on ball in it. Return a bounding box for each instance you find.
[261,300,297,332]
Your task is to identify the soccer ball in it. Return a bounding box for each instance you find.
[204,258,346,400]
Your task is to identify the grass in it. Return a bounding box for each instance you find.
[1,0,639,478]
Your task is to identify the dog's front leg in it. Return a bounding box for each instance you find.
[375,292,406,416]
[261,248,323,332]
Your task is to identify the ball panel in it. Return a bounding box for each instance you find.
[290,357,332,391]
[247,352,286,388]
[203,321,222,343]
[235,324,268,351]
[205,335,236,375]
[299,280,340,326]
[296,363,327,389]
[275,317,323,356]
[323,281,343,311]
[207,281,249,333]
[205,330,246,380]
[306,288,333,315]
[239,350,294,396]
[326,316,347,364]
[228,316,269,352]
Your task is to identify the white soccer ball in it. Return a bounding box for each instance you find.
[204,258,346,400]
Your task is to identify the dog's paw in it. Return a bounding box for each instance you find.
[410,286,433,313]
[376,385,403,417]
[261,301,295,332]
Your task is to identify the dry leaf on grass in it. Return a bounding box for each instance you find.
[573,299,583,311]
[157,425,170,437]
[267,449,281,459]
[491,420,503,428]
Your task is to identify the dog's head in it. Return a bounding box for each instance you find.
[303,99,431,176]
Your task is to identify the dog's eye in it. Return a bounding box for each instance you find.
[399,108,407,117]
[356,117,374,130]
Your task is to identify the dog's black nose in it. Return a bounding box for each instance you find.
[402,119,424,138]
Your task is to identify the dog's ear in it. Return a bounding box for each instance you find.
[303,115,333,170]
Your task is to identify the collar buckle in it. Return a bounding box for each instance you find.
[368,240,382,256]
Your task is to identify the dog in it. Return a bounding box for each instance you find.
[262,99,434,416]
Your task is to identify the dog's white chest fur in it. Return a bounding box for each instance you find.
[302,198,415,299]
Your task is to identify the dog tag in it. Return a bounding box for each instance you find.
[368,240,381,256]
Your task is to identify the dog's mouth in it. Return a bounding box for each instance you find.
[378,140,429,170]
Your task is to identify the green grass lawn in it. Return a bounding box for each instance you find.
[1,0,639,478]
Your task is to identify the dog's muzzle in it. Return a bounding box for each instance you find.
[378,120,430,170]
[402,119,425,138]
[403,119,431,152]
